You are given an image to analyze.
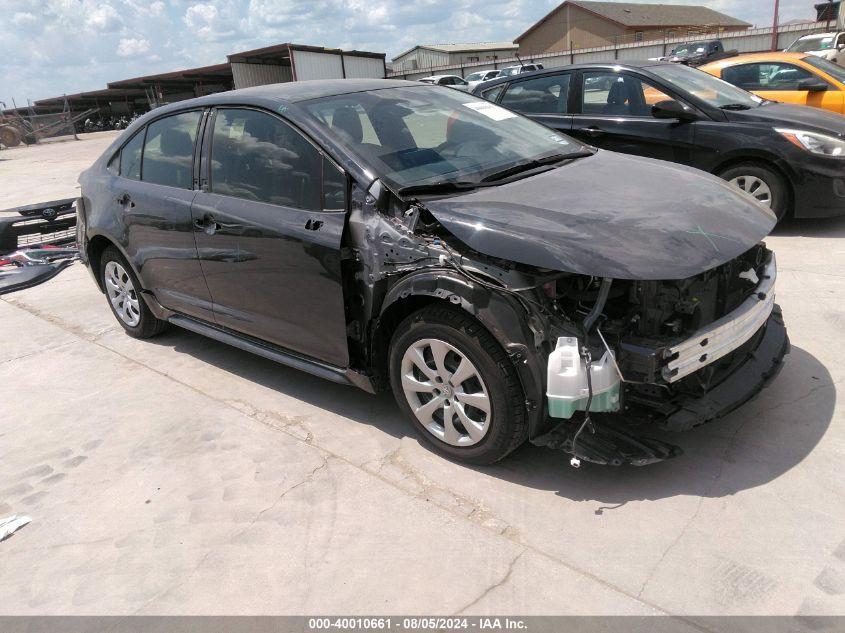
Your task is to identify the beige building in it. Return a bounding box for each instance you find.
[515,1,751,56]
[391,42,519,73]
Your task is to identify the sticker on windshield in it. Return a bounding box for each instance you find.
[548,134,570,145]
[462,101,517,121]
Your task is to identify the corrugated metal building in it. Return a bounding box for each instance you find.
[30,43,386,118]
[391,42,519,73]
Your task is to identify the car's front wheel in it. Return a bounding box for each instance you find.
[388,304,527,465]
[719,163,789,221]
[100,246,167,339]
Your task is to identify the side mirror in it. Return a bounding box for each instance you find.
[837,44,844,51]
[797,77,828,92]
[652,99,697,121]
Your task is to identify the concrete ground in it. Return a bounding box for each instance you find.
[0,133,843,617]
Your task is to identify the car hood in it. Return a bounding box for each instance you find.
[423,151,775,280]
[725,101,845,136]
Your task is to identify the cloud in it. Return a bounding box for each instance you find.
[86,4,123,32]
[117,36,151,57]
[0,0,819,106]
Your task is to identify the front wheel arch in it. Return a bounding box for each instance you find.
[372,270,546,438]
[713,157,794,220]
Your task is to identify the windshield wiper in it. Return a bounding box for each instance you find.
[396,181,482,196]
[719,103,754,110]
[480,151,592,183]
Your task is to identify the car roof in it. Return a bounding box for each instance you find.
[700,51,812,73]
[473,60,673,90]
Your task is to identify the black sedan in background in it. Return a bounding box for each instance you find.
[473,61,845,220]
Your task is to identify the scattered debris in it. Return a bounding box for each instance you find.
[0,515,31,541]
[0,245,78,295]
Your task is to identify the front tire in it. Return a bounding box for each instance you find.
[718,163,789,221]
[388,304,527,465]
[100,246,167,339]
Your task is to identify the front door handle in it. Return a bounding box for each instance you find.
[194,215,221,235]
[584,126,604,137]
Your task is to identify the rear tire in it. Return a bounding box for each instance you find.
[388,304,527,465]
[100,246,167,339]
[718,162,789,221]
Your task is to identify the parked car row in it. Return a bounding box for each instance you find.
[78,76,790,467]
[472,59,845,220]
[418,63,545,92]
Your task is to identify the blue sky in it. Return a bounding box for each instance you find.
[1,0,813,107]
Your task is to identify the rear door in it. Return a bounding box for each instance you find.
[496,72,574,132]
[570,69,698,164]
[110,110,214,321]
[191,107,349,367]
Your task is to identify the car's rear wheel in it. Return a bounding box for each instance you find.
[388,304,527,465]
[100,246,167,339]
[719,163,789,221]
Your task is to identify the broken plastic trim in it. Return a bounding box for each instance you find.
[533,418,683,467]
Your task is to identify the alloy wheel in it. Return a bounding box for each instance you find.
[400,338,491,447]
[729,175,772,208]
[104,261,141,327]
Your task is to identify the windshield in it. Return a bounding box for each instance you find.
[672,43,705,56]
[804,55,845,83]
[466,72,485,81]
[303,86,587,189]
[650,63,763,108]
[499,66,522,77]
[789,36,835,52]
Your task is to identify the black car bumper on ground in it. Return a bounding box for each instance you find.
[0,198,77,253]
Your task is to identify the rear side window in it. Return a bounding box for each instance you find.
[142,111,201,189]
[119,129,144,180]
[481,84,505,102]
[210,108,322,210]
[501,74,570,114]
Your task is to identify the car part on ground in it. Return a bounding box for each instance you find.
[473,60,845,220]
[77,79,790,467]
[0,198,77,252]
[0,245,78,295]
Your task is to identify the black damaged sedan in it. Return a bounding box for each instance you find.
[76,79,789,466]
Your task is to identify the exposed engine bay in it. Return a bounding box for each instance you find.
[342,179,789,467]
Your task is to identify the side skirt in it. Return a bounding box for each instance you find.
[168,314,376,394]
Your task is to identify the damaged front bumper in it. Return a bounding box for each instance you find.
[535,252,789,466]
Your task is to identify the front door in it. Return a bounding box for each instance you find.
[721,61,845,114]
[570,70,698,165]
[192,107,350,367]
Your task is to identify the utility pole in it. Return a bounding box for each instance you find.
[771,0,779,51]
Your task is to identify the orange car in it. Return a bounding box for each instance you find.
[701,52,845,113]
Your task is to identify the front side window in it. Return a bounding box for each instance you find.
[581,72,672,116]
[805,55,845,84]
[119,129,144,180]
[210,108,321,210]
[501,73,570,114]
[723,63,815,91]
[304,85,587,190]
[141,111,201,189]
